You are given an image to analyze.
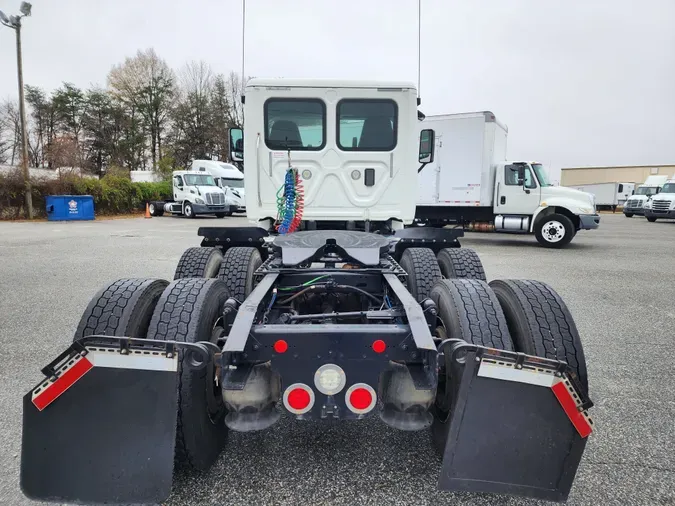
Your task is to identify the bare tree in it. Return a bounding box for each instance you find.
[225,71,245,128]
[108,48,175,169]
[0,99,22,165]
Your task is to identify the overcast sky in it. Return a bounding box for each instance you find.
[1,0,673,181]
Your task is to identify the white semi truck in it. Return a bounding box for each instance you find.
[147,170,235,218]
[566,182,635,211]
[190,159,246,214]
[622,175,669,217]
[643,178,675,222]
[415,112,600,248]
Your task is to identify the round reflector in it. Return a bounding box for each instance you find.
[314,363,346,395]
[345,383,377,414]
[283,383,314,414]
[372,339,386,353]
[273,339,288,353]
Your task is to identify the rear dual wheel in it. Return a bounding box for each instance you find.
[74,277,230,472]
[174,247,223,279]
[429,278,588,452]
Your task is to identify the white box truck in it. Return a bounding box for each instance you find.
[566,182,635,211]
[622,175,669,217]
[415,112,600,248]
[190,159,246,214]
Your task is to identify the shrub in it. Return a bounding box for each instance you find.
[0,170,173,219]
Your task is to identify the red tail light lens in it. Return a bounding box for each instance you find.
[273,339,288,353]
[282,383,314,414]
[372,339,386,353]
[345,383,377,414]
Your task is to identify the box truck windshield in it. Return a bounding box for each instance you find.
[221,178,244,188]
[661,183,675,193]
[532,163,552,186]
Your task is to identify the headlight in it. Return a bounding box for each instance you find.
[195,198,205,204]
[644,200,652,209]
[578,207,594,214]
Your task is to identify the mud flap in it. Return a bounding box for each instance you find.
[20,339,181,505]
[437,343,593,502]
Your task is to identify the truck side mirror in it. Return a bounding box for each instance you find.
[419,129,434,163]
[230,128,243,162]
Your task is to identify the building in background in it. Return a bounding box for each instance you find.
[561,164,675,186]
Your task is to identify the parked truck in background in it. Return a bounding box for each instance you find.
[567,182,635,211]
[643,179,675,222]
[147,170,235,218]
[190,159,246,214]
[623,175,669,217]
[415,112,600,248]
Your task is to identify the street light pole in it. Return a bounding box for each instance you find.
[15,21,33,219]
[1,2,33,219]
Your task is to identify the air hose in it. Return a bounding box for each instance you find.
[275,167,304,234]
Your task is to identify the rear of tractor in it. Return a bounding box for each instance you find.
[21,225,592,504]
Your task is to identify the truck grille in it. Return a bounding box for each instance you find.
[652,200,671,211]
[205,193,224,205]
[625,199,642,209]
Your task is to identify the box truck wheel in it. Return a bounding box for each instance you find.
[489,279,588,394]
[174,247,223,280]
[436,248,486,281]
[534,214,575,248]
[73,278,169,342]
[399,248,442,302]
[430,279,514,452]
[647,216,657,222]
[147,278,230,470]
[624,213,634,218]
[218,247,262,302]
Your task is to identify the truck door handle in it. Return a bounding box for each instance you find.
[500,196,506,205]
[364,168,375,187]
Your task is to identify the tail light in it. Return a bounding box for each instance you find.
[282,383,314,414]
[345,383,377,414]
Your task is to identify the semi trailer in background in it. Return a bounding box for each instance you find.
[415,112,600,248]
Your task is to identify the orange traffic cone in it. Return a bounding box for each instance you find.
[145,202,152,219]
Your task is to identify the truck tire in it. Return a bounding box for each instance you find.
[399,247,441,302]
[215,213,227,218]
[218,247,262,302]
[436,248,486,281]
[430,279,514,452]
[647,216,657,222]
[74,278,169,342]
[489,279,588,394]
[147,278,230,471]
[148,202,164,217]
[534,213,575,248]
[184,202,196,219]
[624,213,634,218]
[174,247,223,280]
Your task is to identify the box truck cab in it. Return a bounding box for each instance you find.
[416,112,599,248]
[190,159,246,214]
[147,170,233,218]
[623,175,669,217]
[643,179,675,222]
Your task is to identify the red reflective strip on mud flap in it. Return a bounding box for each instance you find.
[32,355,93,411]
[551,380,593,438]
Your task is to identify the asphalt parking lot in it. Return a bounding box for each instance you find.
[1,213,673,506]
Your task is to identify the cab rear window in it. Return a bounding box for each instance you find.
[337,99,397,151]
[264,99,326,150]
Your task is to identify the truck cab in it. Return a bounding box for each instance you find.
[242,78,418,231]
[494,161,598,237]
[643,178,675,222]
[190,160,246,214]
[623,175,669,217]
[164,170,231,218]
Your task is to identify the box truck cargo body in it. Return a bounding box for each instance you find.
[566,182,635,210]
[415,112,600,248]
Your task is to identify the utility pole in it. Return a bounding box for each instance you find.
[1,2,34,219]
